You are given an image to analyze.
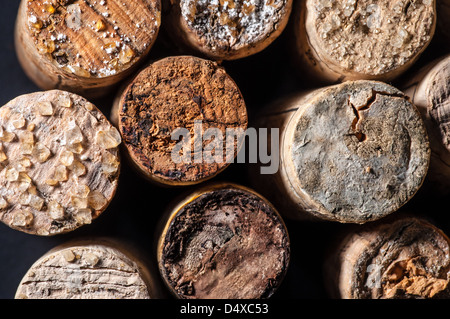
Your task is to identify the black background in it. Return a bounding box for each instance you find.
[0,0,449,302]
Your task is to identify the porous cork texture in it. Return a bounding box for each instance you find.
[15,243,155,299]
[158,184,290,299]
[116,56,248,185]
[284,81,430,223]
[15,0,161,97]
[170,0,293,60]
[301,0,435,80]
[0,90,121,236]
[327,217,450,299]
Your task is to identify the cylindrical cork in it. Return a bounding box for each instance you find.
[324,217,450,299]
[0,90,121,236]
[251,80,430,224]
[164,0,293,60]
[15,0,161,99]
[157,183,290,299]
[402,55,450,195]
[15,239,162,299]
[112,55,248,186]
[292,0,436,84]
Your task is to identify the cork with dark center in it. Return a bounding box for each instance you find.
[403,55,450,195]
[165,0,293,60]
[113,56,248,186]
[293,0,436,83]
[15,0,161,98]
[325,217,450,299]
[157,183,290,299]
[251,80,430,223]
[15,240,161,299]
[0,90,121,236]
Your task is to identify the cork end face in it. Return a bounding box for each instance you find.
[179,0,292,59]
[24,0,161,79]
[15,244,152,299]
[286,80,430,223]
[0,90,120,236]
[306,0,436,79]
[118,56,248,186]
[159,185,290,299]
[347,218,450,299]
[428,56,450,152]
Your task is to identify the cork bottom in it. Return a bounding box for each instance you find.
[159,186,289,299]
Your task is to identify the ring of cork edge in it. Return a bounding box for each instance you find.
[166,0,293,60]
[282,80,430,223]
[325,217,450,299]
[157,182,290,299]
[14,0,161,98]
[293,0,436,83]
[113,55,248,186]
[15,239,161,299]
[0,90,121,236]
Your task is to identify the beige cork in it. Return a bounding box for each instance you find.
[292,0,436,84]
[164,0,293,60]
[324,217,450,299]
[112,56,248,187]
[251,80,430,223]
[157,183,290,299]
[0,90,121,236]
[15,239,162,299]
[402,55,450,195]
[15,0,161,99]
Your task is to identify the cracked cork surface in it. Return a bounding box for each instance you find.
[326,217,450,299]
[283,81,430,223]
[166,0,293,60]
[15,0,161,97]
[295,0,436,82]
[115,56,248,186]
[158,184,290,299]
[0,90,121,236]
[15,242,157,299]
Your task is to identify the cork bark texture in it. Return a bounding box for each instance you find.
[403,55,450,195]
[165,0,293,60]
[282,81,430,223]
[15,243,154,299]
[158,184,290,299]
[0,90,121,236]
[326,217,450,299]
[15,0,161,97]
[116,56,248,185]
[294,0,436,83]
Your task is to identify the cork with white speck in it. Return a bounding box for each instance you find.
[292,0,436,84]
[15,239,162,299]
[0,90,121,236]
[164,0,293,60]
[14,0,161,98]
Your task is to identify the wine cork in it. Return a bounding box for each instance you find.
[292,0,436,84]
[157,183,290,299]
[402,55,450,195]
[164,0,293,60]
[0,90,121,236]
[112,55,248,186]
[324,217,450,299]
[15,239,162,299]
[15,0,161,99]
[251,80,430,223]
